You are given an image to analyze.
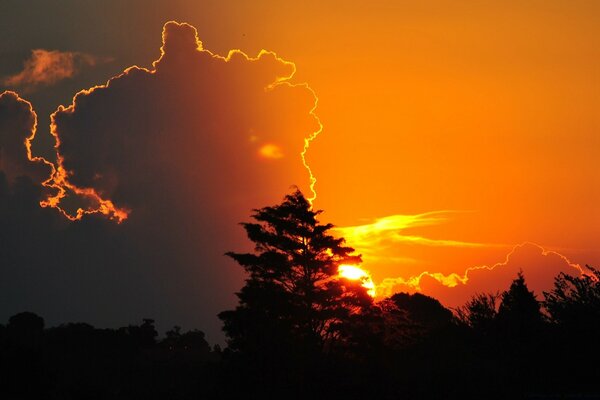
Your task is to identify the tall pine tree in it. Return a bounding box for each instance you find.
[219,190,372,355]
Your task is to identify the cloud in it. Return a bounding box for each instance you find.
[0,91,53,185]
[376,242,586,308]
[259,143,284,159]
[0,21,321,341]
[42,21,318,221]
[334,211,505,267]
[2,49,104,92]
[335,212,492,249]
[333,212,584,305]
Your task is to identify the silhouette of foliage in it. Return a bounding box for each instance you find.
[341,297,412,353]
[2,264,600,399]
[1,195,599,399]
[118,318,158,348]
[543,265,600,328]
[162,326,211,353]
[7,311,45,349]
[219,189,372,356]
[390,292,454,331]
[455,292,499,332]
[496,271,543,339]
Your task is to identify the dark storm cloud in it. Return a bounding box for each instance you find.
[0,21,319,342]
[0,0,200,161]
[0,91,52,184]
[48,21,316,219]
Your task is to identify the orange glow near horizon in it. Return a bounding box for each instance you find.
[338,264,376,298]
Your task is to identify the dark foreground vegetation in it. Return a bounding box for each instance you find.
[2,191,599,399]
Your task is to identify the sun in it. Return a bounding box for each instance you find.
[338,264,376,297]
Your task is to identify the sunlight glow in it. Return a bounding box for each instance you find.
[259,143,284,159]
[338,264,376,297]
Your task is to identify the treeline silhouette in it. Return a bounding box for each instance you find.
[2,191,599,399]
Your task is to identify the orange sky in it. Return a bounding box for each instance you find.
[1,1,598,320]
[167,1,600,302]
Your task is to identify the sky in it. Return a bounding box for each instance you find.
[0,0,598,342]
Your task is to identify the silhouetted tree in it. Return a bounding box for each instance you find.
[162,326,210,353]
[390,292,454,331]
[542,266,600,391]
[341,297,414,354]
[543,266,600,328]
[455,292,499,333]
[543,265,600,348]
[3,312,46,397]
[165,325,182,341]
[497,271,542,339]
[7,311,44,349]
[219,190,372,356]
[119,318,158,348]
[349,292,456,354]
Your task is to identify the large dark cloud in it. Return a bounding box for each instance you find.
[0,92,52,184]
[0,22,319,342]
[51,22,316,216]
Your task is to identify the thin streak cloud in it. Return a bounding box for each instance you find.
[334,211,502,251]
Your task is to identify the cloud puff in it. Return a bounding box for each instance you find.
[2,49,103,92]
[0,21,321,341]
[378,242,586,308]
[334,212,584,306]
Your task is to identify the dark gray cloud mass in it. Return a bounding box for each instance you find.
[0,92,52,184]
[0,22,319,342]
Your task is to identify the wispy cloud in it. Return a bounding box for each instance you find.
[2,49,107,92]
[334,211,499,255]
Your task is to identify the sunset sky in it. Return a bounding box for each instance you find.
[1,0,598,342]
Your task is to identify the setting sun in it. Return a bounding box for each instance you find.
[338,264,376,297]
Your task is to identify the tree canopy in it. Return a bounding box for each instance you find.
[219,189,373,354]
